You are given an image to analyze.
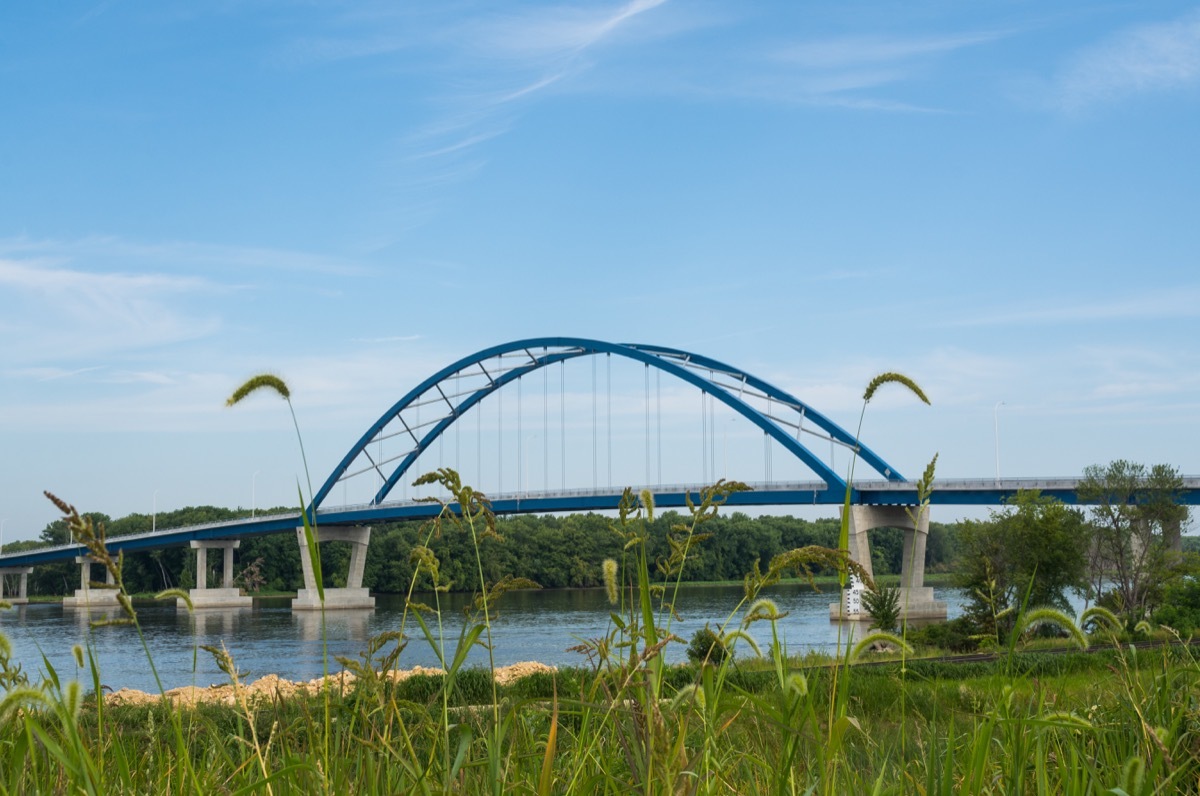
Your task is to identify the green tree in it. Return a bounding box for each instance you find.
[1078,460,1190,621]
[954,490,1090,633]
[1151,553,1200,635]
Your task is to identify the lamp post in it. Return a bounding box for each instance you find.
[252,471,260,517]
[1,519,6,555]
[993,401,1005,486]
[152,490,159,533]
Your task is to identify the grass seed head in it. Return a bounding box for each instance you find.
[602,559,619,605]
[862,371,930,405]
[226,374,291,407]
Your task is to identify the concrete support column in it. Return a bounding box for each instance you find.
[830,504,945,622]
[0,567,33,606]
[195,545,208,590]
[1165,517,1183,553]
[182,540,251,610]
[845,506,877,583]
[900,506,930,590]
[292,526,375,610]
[63,557,120,609]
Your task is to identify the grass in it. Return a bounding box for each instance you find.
[4,371,1196,792]
[4,481,1200,793]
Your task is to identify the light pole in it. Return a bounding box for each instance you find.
[152,490,159,533]
[993,401,1005,486]
[252,471,260,517]
[1,519,6,555]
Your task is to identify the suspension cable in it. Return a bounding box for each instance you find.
[656,367,662,485]
[517,376,523,494]
[498,384,504,495]
[588,355,592,492]
[606,353,612,490]
[560,360,566,491]
[709,378,716,481]
[543,354,549,494]
[645,363,650,487]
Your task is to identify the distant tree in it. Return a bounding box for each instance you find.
[1078,460,1190,621]
[39,513,110,546]
[1151,553,1200,635]
[954,490,1090,634]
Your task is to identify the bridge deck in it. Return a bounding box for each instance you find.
[3,477,1197,568]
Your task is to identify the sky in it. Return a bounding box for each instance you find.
[1,1,1198,543]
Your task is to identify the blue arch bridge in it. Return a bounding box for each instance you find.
[2,337,1197,620]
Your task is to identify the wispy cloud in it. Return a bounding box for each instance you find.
[8,366,105,382]
[465,0,670,63]
[777,31,1004,71]
[766,29,1006,107]
[374,1,682,231]
[1053,9,1200,111]
[0,236,382,346]
[0,236,364,277]
[942,286,1200,327]
[351,335,422,344]
[0,257,223,363]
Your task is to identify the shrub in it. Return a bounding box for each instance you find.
[906,617,978,654]
[686,626,727,665]
[862,585,901,632]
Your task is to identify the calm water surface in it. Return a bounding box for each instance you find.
[0,585,967,692]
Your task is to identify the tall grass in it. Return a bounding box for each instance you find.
[3,477,1200,791]
[3,370,1199,791]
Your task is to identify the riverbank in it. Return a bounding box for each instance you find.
[104,661,558,707]
[15,572,960,603]
[21,637,1191,793]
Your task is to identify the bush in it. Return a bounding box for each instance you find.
[686,626,728,665]
[861,586,901,632]
[906,617,978,654]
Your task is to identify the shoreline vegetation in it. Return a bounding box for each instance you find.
[3,506,958,598]
[5,485,1197,794]
[3,369,1193,791]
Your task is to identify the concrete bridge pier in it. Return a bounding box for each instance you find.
[181,540,252,610]
[63,557,122,609]
[0,567,33,606]
[292,526,375,610]
[831,505,947,622]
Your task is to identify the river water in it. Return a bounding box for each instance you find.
[0,585,967,693]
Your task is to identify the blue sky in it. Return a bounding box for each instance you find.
[2,1,1198,542]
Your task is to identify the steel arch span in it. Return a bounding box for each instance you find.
[309,337,906,514]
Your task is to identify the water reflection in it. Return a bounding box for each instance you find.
[187,608,251,637]
[0,584,969,693]
[293,609,373,643]
[72,607,125,631]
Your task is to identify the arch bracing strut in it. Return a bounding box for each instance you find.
[309,337,905,514]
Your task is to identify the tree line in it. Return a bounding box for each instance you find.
[8,458,1192,639]
[5,504,956,598]
[949,460,1195,646]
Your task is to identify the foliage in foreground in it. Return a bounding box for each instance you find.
[7,476,1200,793]
[2,370,1195,793]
